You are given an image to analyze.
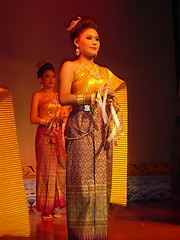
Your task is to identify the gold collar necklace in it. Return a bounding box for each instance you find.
[45,91,58,105]
[82,62,102,80]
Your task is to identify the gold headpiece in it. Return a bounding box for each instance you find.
[67,16,81,31]
[36,59,46,69]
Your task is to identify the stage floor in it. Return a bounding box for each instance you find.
[0,199,180,239]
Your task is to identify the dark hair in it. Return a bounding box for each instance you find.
[37,63,55,79]
[68,16,98,44]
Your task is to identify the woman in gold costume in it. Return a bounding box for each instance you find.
[30,62,69,220]
[59,17,127,239]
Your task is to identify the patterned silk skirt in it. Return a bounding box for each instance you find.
[65,109,113,240]
[35,126,66,214]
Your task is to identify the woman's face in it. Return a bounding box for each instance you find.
[75,28,100,58]
[40,70,56,90]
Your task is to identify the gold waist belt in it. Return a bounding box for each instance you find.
[77,104,91,112]
[73,104,97,115]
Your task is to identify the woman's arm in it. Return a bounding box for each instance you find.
[30,92,42,124]
[59,61,92,106]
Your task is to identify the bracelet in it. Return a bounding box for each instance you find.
[91,93,96,105]
[76,94,85,105]
[40,118,47,125]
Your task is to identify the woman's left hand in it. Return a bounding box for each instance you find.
[57,112,68,120]
[101,85,116,99]
[107,91,120,113]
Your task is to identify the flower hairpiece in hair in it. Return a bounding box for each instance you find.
[36,59,46,69]
[67,16,81,31]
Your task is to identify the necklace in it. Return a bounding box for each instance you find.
[45,91,58,105]
[82,62,111,92]
[82,62,103,80]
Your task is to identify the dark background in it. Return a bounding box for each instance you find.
[0,0,177,167]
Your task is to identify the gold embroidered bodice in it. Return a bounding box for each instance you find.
[72,62,124,95]
[38,92,68,120]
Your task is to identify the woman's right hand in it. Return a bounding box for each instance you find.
[40,117,51,125]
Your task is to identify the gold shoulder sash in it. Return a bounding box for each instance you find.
[109,77,128,206]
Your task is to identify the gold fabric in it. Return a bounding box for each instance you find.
[0,86,30,237]
[39,92,69,119]
[73,62,124,94]
[73,63,128,206]
[110,84,128,206]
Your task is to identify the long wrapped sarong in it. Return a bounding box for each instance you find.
[35,125,66,214]
[65,109,112,239]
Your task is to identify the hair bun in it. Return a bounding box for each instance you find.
[66,16,98,43]
[36,59,46,69]
[66,16,81,32]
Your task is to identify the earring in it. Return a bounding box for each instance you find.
[40,83,43,89]
[76,46,80,56]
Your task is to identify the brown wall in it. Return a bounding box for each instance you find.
[0,0,176,166]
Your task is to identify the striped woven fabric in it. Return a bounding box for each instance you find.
[0,86,30,237]
[110,83,128,206]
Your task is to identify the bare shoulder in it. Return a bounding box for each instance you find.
[32,91,43,100]
[61,60,82,74]
[62,60,73,68]
[61,60,76,73]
